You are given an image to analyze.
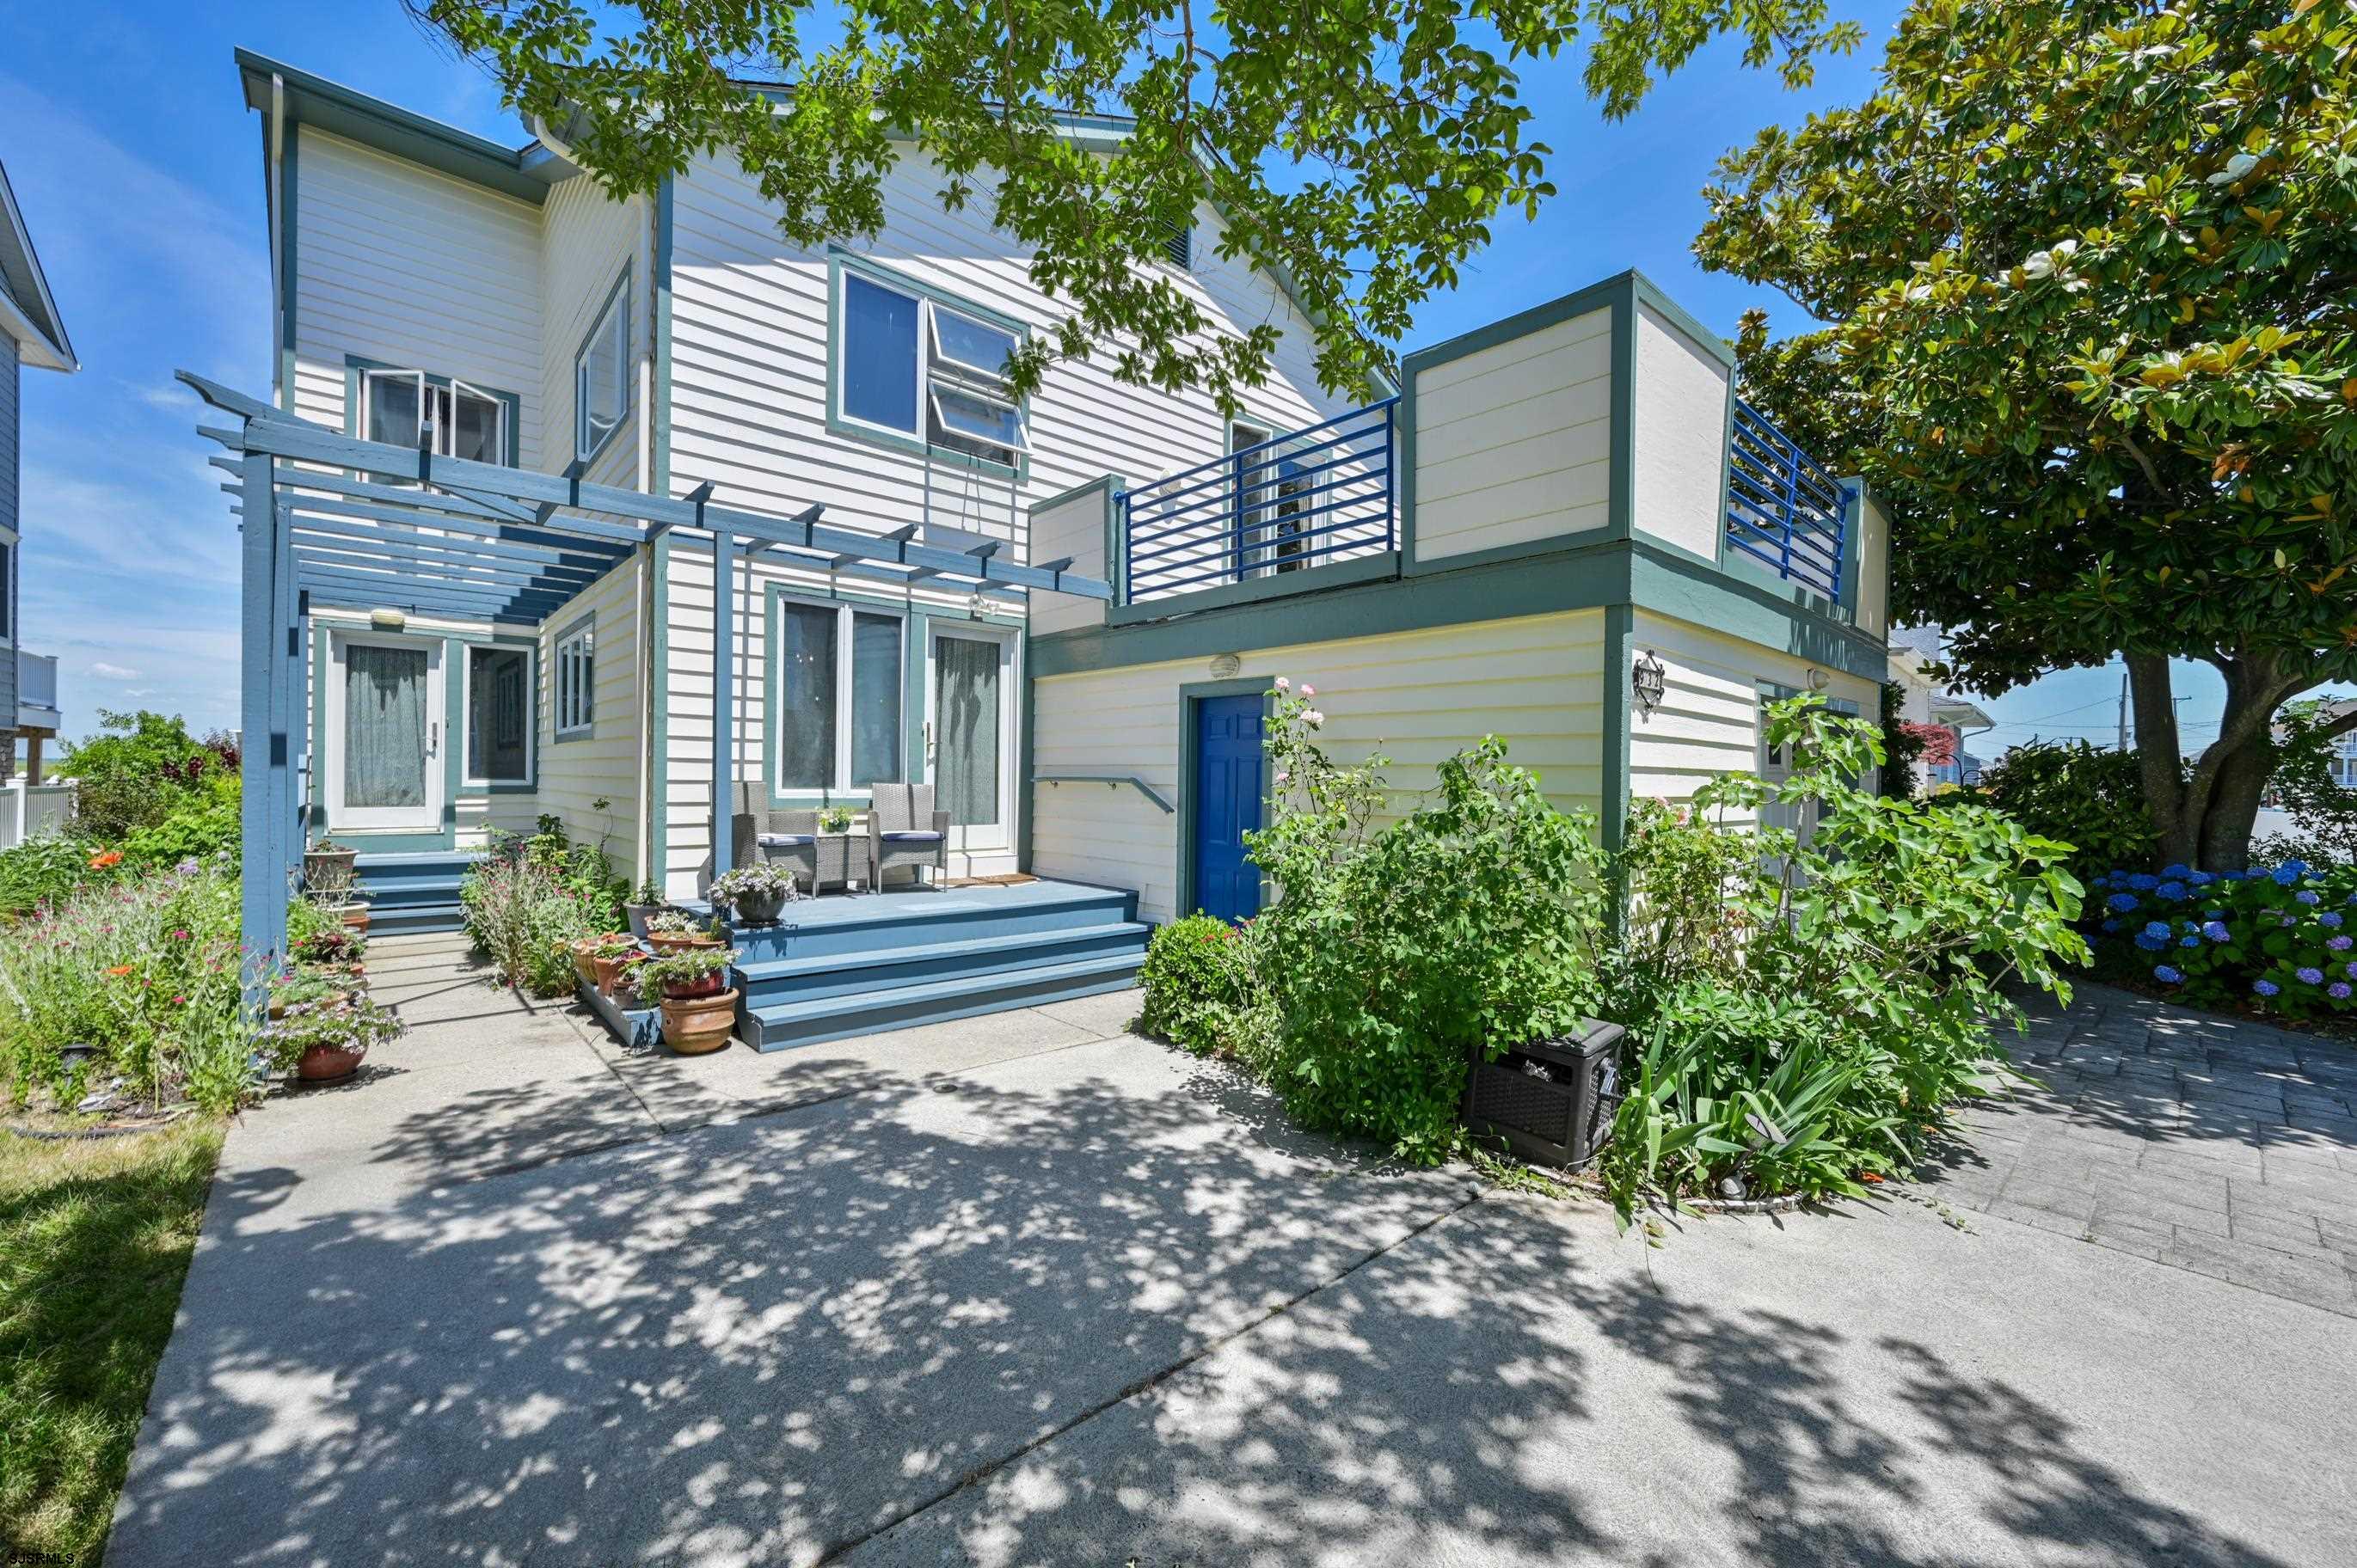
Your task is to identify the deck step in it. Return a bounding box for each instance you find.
[347,853,479,933]
[741,950,1145,1051]
[365,902,468,936]
[734,921,1150,1004]
[723,884,1139,961]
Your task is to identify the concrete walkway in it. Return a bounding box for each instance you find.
[105,940,2357,1566]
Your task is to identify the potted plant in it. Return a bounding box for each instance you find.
[568,935,600,985]
[291,925,365,973]
[267,966,349,1020]
[610,950,652,1010]
[818,805,855,836]
[636,946,740,1055]
[709,862,800,927]
[304,838,359,892]
[586,932,641,995]
[263,991,402,1083]
[623,879,666,940]
[644,909,725,955]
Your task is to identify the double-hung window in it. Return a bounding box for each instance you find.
[836,267,1028,469]
[555,619,594,739]
[359,369,509,465]
[774,598,904,793]
[576,274,629,460]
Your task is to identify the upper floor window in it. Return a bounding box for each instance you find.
[576,273,630,461]
[1157,219,1192,270]
[555,617,594,740]
[835,266,1028,469]
[360,368,509,465]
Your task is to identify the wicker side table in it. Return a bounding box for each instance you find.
[812,832,863,896]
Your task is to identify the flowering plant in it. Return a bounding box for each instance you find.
[709,862,802,906]
[2087,858,2357,1020]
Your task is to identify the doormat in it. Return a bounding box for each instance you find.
[937,873,1040,888]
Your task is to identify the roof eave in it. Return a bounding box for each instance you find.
[235,47,551,206]
[0,162,74,371]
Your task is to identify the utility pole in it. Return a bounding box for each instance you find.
[2118,671,2129,752]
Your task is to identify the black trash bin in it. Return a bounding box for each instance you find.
[1463,1020,1626,1169]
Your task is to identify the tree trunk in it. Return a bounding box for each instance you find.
[2199,730,2274,872]
[2127,646,2313,873]
[2126,653,2194,866]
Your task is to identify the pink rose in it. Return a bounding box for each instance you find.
[1299,684,1316,697]
[1274,677,1291,690]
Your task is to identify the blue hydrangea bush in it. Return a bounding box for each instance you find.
[2090,860,2357,1020]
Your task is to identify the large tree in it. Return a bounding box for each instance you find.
[410,0,1860,410]
[1695,0,2357,869]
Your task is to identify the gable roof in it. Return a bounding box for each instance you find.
[0,159,74,371]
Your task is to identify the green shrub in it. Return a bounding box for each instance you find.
[460,856,604,997]
[0,837,115,919]
[1599,697,2088,1216]
[1135,915,1259,1055]
[1965,739,2158,880]
[0,859,258,1113]
[54,711,236,843]
[1246,686,1608,1165]
[120,770,241,870]
[2088,858,2357,1020]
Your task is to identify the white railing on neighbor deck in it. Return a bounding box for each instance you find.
[0,781,77,852]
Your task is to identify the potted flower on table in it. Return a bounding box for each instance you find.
[709,862,801,927]
[634,946,741,1055]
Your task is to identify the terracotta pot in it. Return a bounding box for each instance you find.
[646,931,722,957]
[662,967,730,1000]
[591,952,637,995]
[296,1041,367,1082]
[571,941,599,983]
[660,989,739,1056]
[340,907,371,934]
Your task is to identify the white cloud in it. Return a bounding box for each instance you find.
[89,662,141,679]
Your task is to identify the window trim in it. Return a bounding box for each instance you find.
[460,639,538,791]
[574,266,632,464]
[826,250,1030,481]
[553,614,596,742]
[767,587,910,799]
[342,355,521,467]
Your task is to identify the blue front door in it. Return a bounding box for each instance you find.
[1192,694,1264,922]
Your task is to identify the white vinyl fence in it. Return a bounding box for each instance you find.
[0,782,77,851]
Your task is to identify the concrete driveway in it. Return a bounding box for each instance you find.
[106,939,2356,1566]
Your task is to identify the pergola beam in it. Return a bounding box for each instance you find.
[291,536,601,597]
[296,564,567,620]
[280,508,616,581]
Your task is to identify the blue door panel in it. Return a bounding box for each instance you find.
[1192,694,1264,922]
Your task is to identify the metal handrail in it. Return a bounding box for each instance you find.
[1722,401,1848,599]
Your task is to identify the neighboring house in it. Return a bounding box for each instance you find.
[0,159,71,788]
[1887,625,1988,790]
[216,53,1888,1037]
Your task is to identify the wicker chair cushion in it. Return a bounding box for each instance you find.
[880,830,944,843]
[758,833,816,848]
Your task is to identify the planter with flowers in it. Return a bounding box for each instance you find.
[304,838,359,893]
[291,924,366,976]
[623,879,666,940]
[710,862,801,927]
[644,909,725,956]
[586,932,642,995]
[261,991,403,1083]
[634,946,741,1055]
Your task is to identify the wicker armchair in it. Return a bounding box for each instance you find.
[868,782,949,891]
[715,783,821,893]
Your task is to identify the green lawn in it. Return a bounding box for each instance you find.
[0,1120,221,1566]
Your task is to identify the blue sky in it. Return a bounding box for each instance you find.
[1,2,2294,761]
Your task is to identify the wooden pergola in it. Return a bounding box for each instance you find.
[181,372,1110,991]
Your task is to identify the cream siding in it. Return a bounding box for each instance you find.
[538,178,648,487]
[1630,302,1732,560]
[1030,609,1607,923]
[1627,608,1879,820]
[1026,484,1111,637]
[533,554,646,872]
[1410,306,1612,566]
[287,127,543,459]
[1853,487,1892,640]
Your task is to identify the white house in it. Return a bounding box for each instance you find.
[218,52,1890,1044]
[0,158,72,819]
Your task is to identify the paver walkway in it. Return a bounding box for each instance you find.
[1928,982,2357,1315]
[101,941,2357,1566]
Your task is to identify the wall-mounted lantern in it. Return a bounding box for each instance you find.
[1632,648,1666,717]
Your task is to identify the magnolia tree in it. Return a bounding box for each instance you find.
[408,0,1859,410]
[1696,0,2357,869]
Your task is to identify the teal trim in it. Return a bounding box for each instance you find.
[1629,542,1887,682]
[649,530,672,884]
[1600,603,1634,855]
[551,609,597,742]
[572,263,633,467]
[1174,678,1277,922]
[1108,551,1398,626]
[823,248,1031,484]
[652,177,674,497]
[307,624,326,834]
[441,634,464,835]
[275,121,298,415]
[341,355,523,468]
[237,50,551,205]
[1607,288,1636,542]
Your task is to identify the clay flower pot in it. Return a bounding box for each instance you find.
[297,1041,367,1082]
[592,951,636,995]
[340,907,371,934]
[662,969,730,1000]
[646,931,723,957]
[660,989,739,1056]
[572,940,599,984]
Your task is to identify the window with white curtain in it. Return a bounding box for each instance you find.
[835,267,1028,468]
[360,369,508,464]
[555,619,594,739]
[774,598,904,793]
[575,273,629,460]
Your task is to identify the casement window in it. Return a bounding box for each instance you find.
[774,598,905,793]
[554,618,594,739]
[360,369,509,465]
[575,273,629,460]
[836,267,1028,469]
[464,644,533,785]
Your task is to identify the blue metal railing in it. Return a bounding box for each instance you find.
[1724,401,1849,601]
[1118,397,1397,603]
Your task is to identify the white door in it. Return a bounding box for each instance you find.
[927,625,1015,857]
[324,631,445,832]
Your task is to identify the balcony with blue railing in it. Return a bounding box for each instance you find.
[1723,400,1850,602]
[1118,397,1396,605]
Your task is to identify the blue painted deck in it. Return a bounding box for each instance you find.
[691,879,1151,1051]
[351,850,478,936]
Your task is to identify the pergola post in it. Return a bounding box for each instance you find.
[710,521,735,883]
[237,449,291,1005]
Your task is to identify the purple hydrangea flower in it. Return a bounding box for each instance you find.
[2272,864,2305,886]
[2330,935,2354,952]
[2255,979,2281,997]
[2156,880,2187,901]
[2100,918,2122,934]
[2188,870,2216,886]
[2332,983,2354,1002]
[2297,967,2324,985]
[2162,863,2192,879]
[2323,911,2344,928]
[2107,892,2139,913]
[2202,921,2231,942]
[2297,890,2323,906]
[2178,934,2200,947]
[2143,920,2171,940]
[2153,965,2182,983]
[2128,873,2160,891]
[2134,933,2168,952]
